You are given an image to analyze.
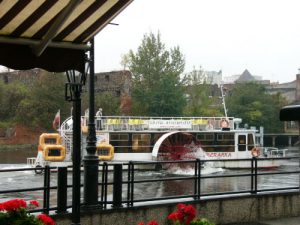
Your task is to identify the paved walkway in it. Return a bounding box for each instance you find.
[224,216,300,225]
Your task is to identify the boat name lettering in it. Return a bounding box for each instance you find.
[149,120,192,129]
[206,152,232,158]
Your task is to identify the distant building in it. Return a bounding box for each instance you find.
[223,75,240,84]
[267,69,300,104]
[187,67,223,86]
[0,68,42,85]
[223,69,269,85]
[0,68,133,115]
[93,70,132,115]
[204,70,223,86]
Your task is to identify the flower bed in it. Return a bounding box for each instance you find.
[0,199,55,225]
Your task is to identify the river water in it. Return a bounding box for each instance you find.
[0,148,299,207]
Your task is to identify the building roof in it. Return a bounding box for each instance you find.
[236,69,255,82]
[0,0,133,72]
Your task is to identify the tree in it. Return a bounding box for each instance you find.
[183,67,223,117]
[126,31,186,116]
[226,82,287,133]
[82,91,120,116]
[0,80,28,124]
[16,71,70,129]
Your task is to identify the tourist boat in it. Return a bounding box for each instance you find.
[27,115,288,170]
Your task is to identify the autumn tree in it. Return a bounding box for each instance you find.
[125,31,186,116]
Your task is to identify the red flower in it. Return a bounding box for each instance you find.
[168,203,197,225]
[184,205,196,219]
[29,200,39,207]
[138,222,145,225]
[0,203,4,211]
[147,220,159,225]
[2,199,27,211]
[37,213,56,225]
[176,203,186,211]
[168,212,184,222]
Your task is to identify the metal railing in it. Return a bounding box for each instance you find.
[0,157,299,215]
[105,157,300,208]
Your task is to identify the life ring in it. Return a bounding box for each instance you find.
[97,144,114,161]
[220,119,229,128]
[43,145,66,161]
[38,133,62,151]
[35,165,43,174]
[251,147,260,157]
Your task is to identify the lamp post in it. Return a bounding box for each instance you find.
[65,68,87,225]
[83,38,99,207]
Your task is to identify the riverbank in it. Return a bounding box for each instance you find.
[0,145,37,164]
[0,124,45,145]
[0,144,36,151]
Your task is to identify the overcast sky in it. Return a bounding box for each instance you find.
[95,0,300,84]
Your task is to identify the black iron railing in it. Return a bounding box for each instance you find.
[0,157,299,215]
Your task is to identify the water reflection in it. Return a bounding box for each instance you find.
[0,148,36,164]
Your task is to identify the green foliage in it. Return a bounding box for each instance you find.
[226,82,287,133]
[190,218,215,225]
[15,71,71,129]
[0,208,43,225]
[183,68,223,117]
[0,80,28,121]
[82,91,120,116]
[126,31,186,116]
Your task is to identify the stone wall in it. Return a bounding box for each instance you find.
[0,68,42,85]
[54,192,300,225]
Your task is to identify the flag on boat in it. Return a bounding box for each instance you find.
[52,110,60,130]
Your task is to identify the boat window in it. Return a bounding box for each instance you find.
[217,133,234,141]
[238,135,246,151]
[198,133,234,152]
[197,133,214,141]
[132,134,151,152]
[248,134,254,150]
[110,133,129,153]
[111,134,128,141]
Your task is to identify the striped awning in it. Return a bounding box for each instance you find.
[0,0,133,72]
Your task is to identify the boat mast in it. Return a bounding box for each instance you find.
[220,84,228,118]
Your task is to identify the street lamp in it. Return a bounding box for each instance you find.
[83,38,99,208]
[65,60,87,225]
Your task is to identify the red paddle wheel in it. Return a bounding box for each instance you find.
[156,132,202,169]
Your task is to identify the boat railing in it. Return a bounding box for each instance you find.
[59,116,262,133]
[26,157,36,167]
[83,116,236,132]
[264,147,288,157]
